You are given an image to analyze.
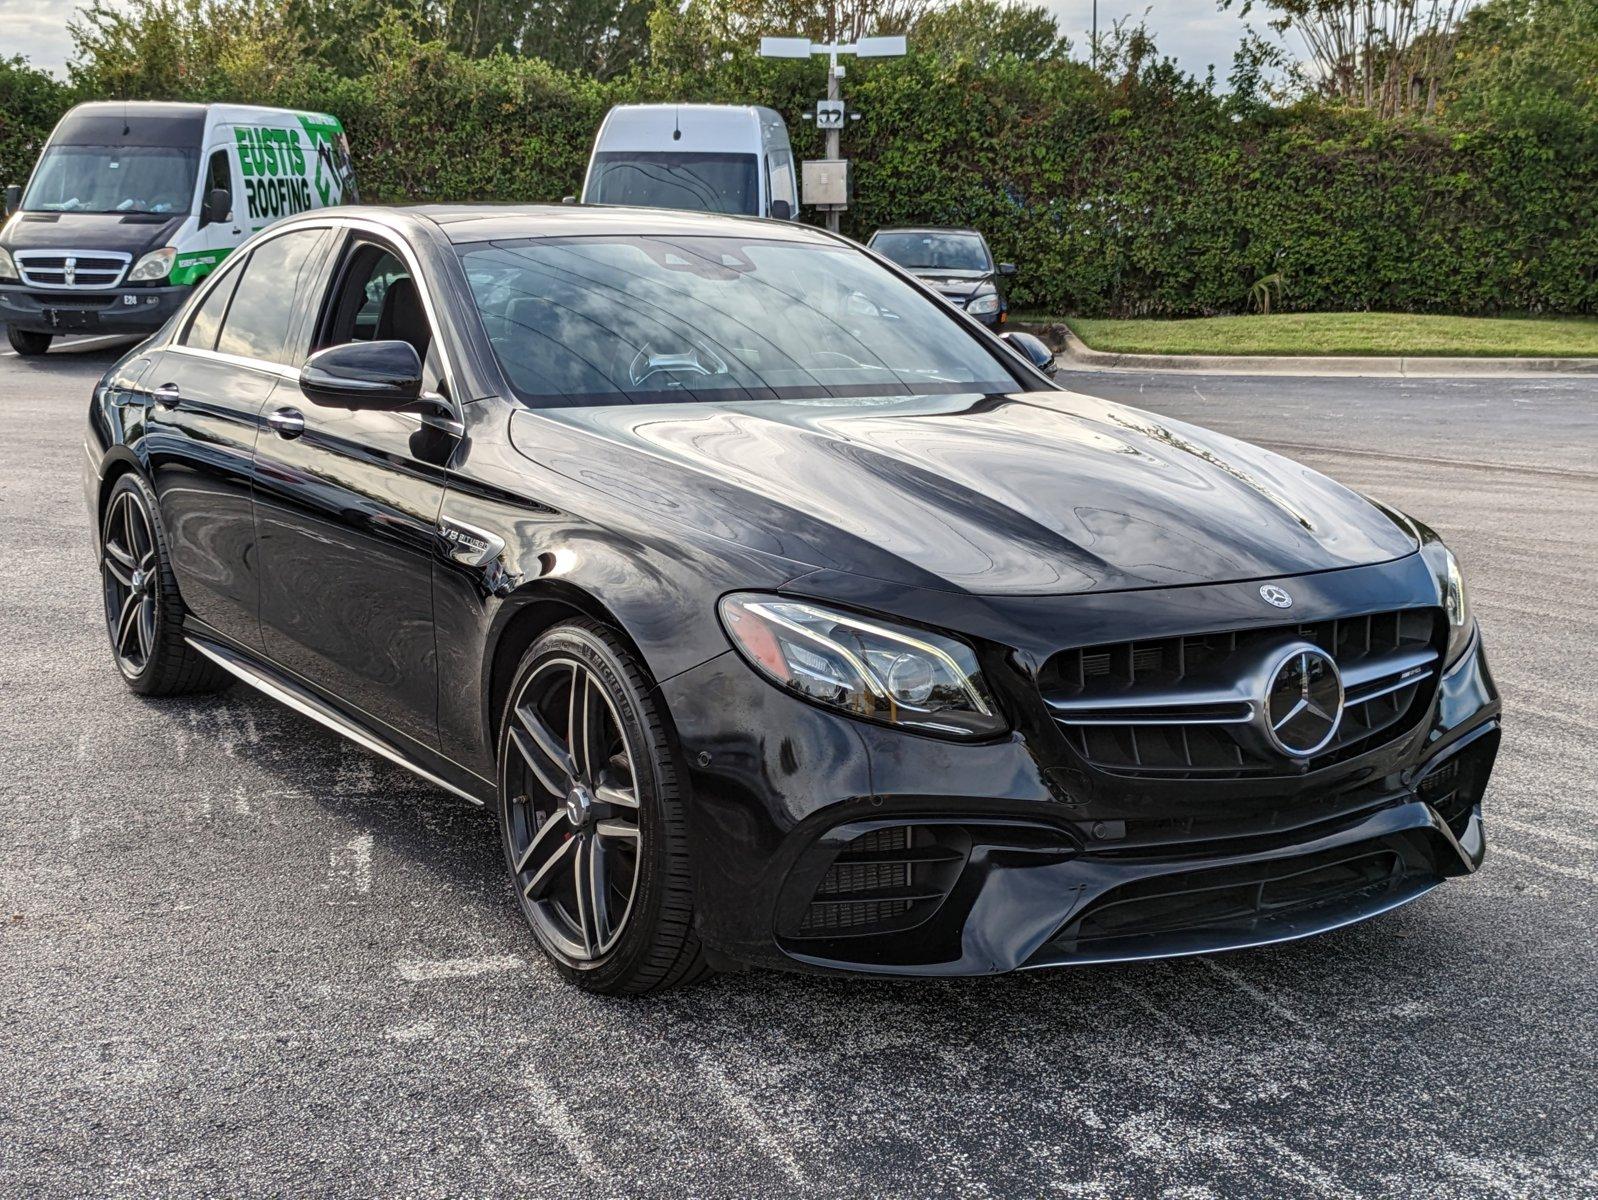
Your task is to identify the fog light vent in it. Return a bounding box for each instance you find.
[793,825,964,938]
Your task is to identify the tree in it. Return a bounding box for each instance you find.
[1444,0,1598,129]
[912,0,1068,65]
[1220,0,1472,117]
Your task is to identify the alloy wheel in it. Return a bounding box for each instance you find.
[504,657,644,964]
[101,488,159,676]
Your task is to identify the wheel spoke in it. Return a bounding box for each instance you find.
[573,835,607,955]
[115,594,140,654]
[522,833,576,901]
[595,818,639,842]
[570,670,609,785]
[509,706,573,799]
[102,551,133,588]
[137,597,156,660]
[594,783,639,810]
[514,808,569,874]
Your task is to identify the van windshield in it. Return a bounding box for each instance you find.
[586,152,759,216]
[460,234,1019,408]
[23,144,198,215]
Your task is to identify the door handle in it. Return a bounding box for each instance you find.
[152,382,181,409]
[266,407,305,439]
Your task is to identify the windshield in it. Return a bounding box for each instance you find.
[461,235,1019,408]
[871,231,991,273]
[23,144,198,214]
[585,152,759,216]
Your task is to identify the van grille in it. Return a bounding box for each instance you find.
[15,250,131,290]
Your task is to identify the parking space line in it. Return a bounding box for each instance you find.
[521,1060,615,1187]
[1492,844,1596,884]
[1492,815,1598,854]
[698,1061,808,1189]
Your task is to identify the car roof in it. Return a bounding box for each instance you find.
[870,227,986,238]
[316,203,842,247]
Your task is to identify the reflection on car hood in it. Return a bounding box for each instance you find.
[510,391,1419,596]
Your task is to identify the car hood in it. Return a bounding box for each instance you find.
[509,391,1418,596]
[906,269,993,297]
[0,211,183,259]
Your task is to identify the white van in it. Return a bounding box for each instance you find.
[580,104,799,221]
[0,101,356,355]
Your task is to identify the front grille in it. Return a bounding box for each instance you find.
[1051,843,1405,952]
[793,826,964,937]
[1043,608,1442,778]
[15,250,131,290]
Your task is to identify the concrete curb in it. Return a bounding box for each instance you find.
[1017,322,1598,378]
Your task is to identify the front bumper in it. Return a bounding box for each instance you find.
[660,563,1500,977]
[0,281,189,336]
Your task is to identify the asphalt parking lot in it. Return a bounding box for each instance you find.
[3,338,1595,1199]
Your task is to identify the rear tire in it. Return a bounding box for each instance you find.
[497,620,710,995]
[99,472,227,696]
[7,327,51,356]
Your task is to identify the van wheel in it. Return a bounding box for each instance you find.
[7,327,51,356]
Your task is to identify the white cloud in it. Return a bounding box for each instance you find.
[1041,0,1259,82]
[1,0,131,75]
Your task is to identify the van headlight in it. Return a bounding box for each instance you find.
[0,247,17,282]
[966,291,1001,316]
[128,247,176,283]
[1421,538,1474,666]
[719,594,1006,740]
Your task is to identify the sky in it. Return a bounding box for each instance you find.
[2,0,1260,81]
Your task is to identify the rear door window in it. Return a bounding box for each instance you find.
[181,266,243,350]
[213,228,330,365]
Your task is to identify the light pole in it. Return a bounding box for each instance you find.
[759,34,906,233]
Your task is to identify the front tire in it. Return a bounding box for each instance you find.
[497,620,709,995]
[99,472,226,696]
[7,327,52,356]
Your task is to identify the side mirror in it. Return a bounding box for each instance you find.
[300,340,423,409]
[202,187,231,227]
[1001,331,1057,377]
[4,184,20,216]
[998,262,1017,276]
[769,199,792,221]
[561,195,578,205]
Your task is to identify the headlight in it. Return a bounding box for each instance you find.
[0,246,17,282]
[127,247,176,283]
[966,292,1001,316]
[1420,535,1473,666]
[718,593,1006,740]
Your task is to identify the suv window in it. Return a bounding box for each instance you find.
[214,229,328,365]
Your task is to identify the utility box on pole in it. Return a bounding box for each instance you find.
[802,159,850,209]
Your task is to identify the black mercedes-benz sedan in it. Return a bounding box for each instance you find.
[866,226,1013,326]
[84,204,1499,994]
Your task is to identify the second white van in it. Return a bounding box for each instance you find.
[580,104,799,221]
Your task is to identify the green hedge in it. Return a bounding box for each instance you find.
[3,45,1593,316]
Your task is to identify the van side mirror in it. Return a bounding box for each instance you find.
[561,195,578,205]
[1001,331,1057,377]
[4,185,20,216]
[999,262,1017,276]
[769,199,792,221]
[300,340,423,410]
[202,188,231,227]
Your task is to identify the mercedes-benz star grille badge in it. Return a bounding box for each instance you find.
[1259,583,1293,608]
[1261,644,1344,758]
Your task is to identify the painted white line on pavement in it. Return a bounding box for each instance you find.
[522,1060,614,1186]
[1492,845,1596,884]
[395,952,524,981]
[1493,815,1598,855]
[698,1061,808,1189]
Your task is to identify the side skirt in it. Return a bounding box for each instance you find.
[185,635,492,807]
